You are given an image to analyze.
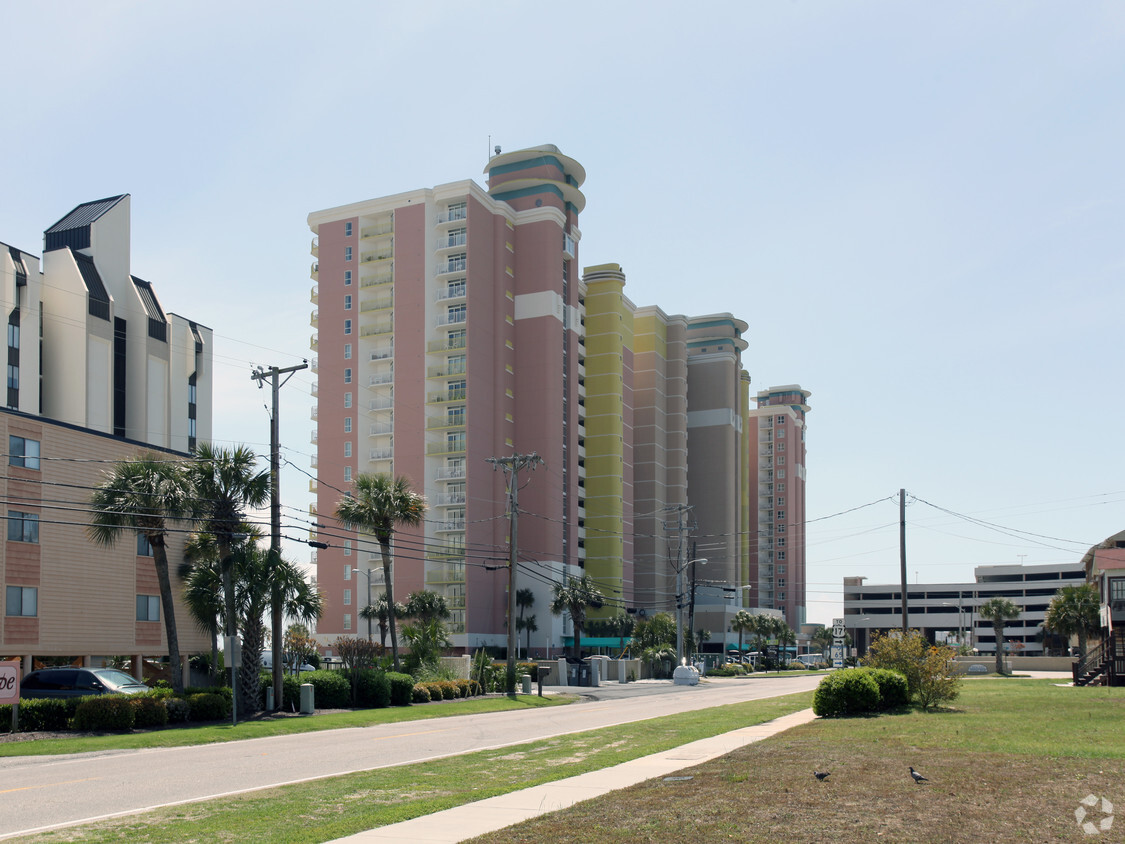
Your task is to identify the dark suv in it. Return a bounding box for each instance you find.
[19,668,149,700]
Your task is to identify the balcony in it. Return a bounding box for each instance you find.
[310,284,318,303]
[426,440,466,456]
[369,422,393,436]
[361,251,393,264]
[311,236,319,255]
[429,542,466,559]
[361,324,394,338]
[435,465,466,481]
[310,261,318,279]
[435,312,467,328]
[435,285,467,303]
[369,447,393,460]
[361,295,394,312]
[368,373,393,388]
[310,455,318,469]
[369,397,394,411]
[310,429,318,444]
[432,491,466,506]
[426,563,466,583]
[361,224,393,239]
[310,405,318,419]
[433,519,466,532]
[310,334,318,349]
[427,414,465,430]
[428,335,467,353]
[310,356,318,373]
[369,346,394,361]
[427,388,467,404]
[436,256,467,276]
[361,271,392,288]
[436,208,467,225]
[436,231,467,250]
[427,363,467,378]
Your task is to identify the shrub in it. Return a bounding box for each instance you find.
[131,695,169,729]
[302,670,351,709]
[455,679,472,698]
[469,679,483,696]
[165,697,191,723]
[15,698,71,731]
[812,668,880,718]
[863,668,910,709]
[412,684,431,703]
[386,672,414,706]
[434,680,457,700]
[863,631,961,710]
[187,692,231,722]
[73,695,136,732]
[355,670,391,709]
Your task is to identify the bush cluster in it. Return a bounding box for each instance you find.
[131,695,170,729]
[386,672,415,707]
[187,692,231,722]
[813,667,913,717]
[411,684,431,703]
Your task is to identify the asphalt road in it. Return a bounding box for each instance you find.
[0,674,819,839]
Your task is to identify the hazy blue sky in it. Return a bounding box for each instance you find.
[2,2,1122,625]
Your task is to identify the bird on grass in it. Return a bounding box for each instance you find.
[909,766,929,784]
[813,770,831,782]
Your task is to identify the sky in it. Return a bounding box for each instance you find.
[2,1,1122,627]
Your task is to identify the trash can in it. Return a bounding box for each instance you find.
[265,686,274,710]
[520,674,532,694]
[300,683,314,715]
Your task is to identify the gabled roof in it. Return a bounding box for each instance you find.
[46,195,127,234]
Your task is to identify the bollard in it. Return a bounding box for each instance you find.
[300,683,314,715]
[520,674,532,695]
[265,686,274,711]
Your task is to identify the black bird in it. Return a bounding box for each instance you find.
[813,770,831,782]
[909,766,929,784]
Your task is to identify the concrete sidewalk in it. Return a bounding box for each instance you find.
[330,707,817,843]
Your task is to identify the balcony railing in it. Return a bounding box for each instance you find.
[310,284,318,303]
[368,374,393,387]
[361,225,393,239]
[369,447,393,460]
[432,491,466,506]
[361,324,394,337]
[427,388,467,403]
[369,346,394,361]
[311,236,319,254]
[435,466,466,480]
[436,208,467,224]
[310,310,318,326]
[310,334,318,348]
[427,364,466,378]
[361,252,393,264]
[310,262,318,278]
[433,519,466,532]
[436,312,467,327]
[426,440,466,455]
[369,397,393,411]
[427,415,465,430]
[428,336,467,353]
[435,286,467,302]
[369,423,393,436]
[361,296,394,312]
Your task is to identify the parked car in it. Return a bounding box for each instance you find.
[794,654,824,668]
[19,667,149,700]
[259,651,316,673]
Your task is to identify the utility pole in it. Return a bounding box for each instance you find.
[487,452,544,693]
[899,488,908,633]
[252,360,308,711]
[663,504,694,664]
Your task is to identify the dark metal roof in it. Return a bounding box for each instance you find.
[131,276,166,321]
[46,195,127,234]
[73,252,110,304]
[44,195,128,253]
[7,247,27,286]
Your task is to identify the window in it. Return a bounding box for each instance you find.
[344,319,352,335]
[777,591,786,601]
[448,328,466,348]
[777,564,786,574]
[344,391,352,408]
[448,354,466,374]
[6,365,17,392]
[344,417,352,433]
[344,270,352,286]
[777,496,785,507]
[777,441,785,451]
[9,435,40,470]
[777,427,786,438]
[777,483,786,493]
[344,442,352,458]
[344,368,352,384]
[777,524,786,533]
[343,589,352,606]
[777,510,785,520]
[446,431,465,451]
[5,585,36,617]
[344,295,352,311]
[344,466,352,482]
[447,201,466,221]
[7,321,18,350]
[447,405,465,426]
[344,221,353,237]
[447,227,466,247]
[777,538,786,547]
[777,551,786,561]
[776,415,785,424]
[777,578,786,588]
[343,613,352,631]
[7,511,38,543]
[1111,579,1125,603]
[344,246,352,262]
[446,253,466,273]
[447,279,466,298]
[344,564,352,580]
[777,455,786,465]
[136,595,160,621]
[344,540,352,557]
[448,379,466,400]
[137,534,153,556]
[447,304,466,324]
[344,343,352,359]
[777,470,786,479]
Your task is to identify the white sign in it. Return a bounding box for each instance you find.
[830,645,845,668]
[832,618,846,639]
[0,660,19,705]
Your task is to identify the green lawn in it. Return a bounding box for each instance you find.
[8,693,813,843]
[469,679,1125,844]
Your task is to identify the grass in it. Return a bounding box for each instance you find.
[0,694,567,757]
[468,679,1125,843]
[9,693,814,843]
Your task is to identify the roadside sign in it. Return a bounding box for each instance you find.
[0,660,19,705]
[830,645,845,668]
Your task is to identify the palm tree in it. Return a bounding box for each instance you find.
[363,593,406,650]
[89,455,194,694]
[979,597,1021,674]
[515,588,536,659]
[517,615,539,658]
[335,473,426,670]
[729,610,754,659]
[187,444,270,663]
[1044,584,1101,662]
[776,623,797,670]
[811,626,834,660]
[404,589,451,624]
[549,574,605,659]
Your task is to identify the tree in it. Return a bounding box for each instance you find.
[633,613,678,678]
[335,474,426,670]
[516,588,536,658]
[811,627,834,659]
[1044,584,1101,662]
[89,455,194,694]
[363,593,406,650]
[404,589,451,624]
[549,575,605,659]
[979,597,1021,675]
[729,610,754,658]
[517,615,539,658]
[187,443,270,695]
[402,618,452,673]
[863,630,961,709]
[776,623,797,670]
[283,624,319,676]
